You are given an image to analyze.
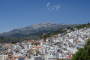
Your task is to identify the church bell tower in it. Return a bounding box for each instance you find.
[43,33,46,42]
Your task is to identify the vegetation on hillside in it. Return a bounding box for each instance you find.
[0,23,90,43]
[76,22,90,29]
[45,22,90,38]
[71,38,90,60]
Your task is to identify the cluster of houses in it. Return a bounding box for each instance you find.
[0,27,90,60]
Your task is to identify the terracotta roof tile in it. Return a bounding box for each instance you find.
[28,40,34,42]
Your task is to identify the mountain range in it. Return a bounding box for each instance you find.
[0,23,80,37]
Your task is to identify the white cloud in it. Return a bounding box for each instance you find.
[46,3,60,11]
[56,5,60,10]
[53,5,60,10]
[7,30,9,31]
[46,3,50,7]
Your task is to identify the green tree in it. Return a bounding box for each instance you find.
[88,22,90,25]
[84,38,90,55]
[71,39,90,60]
[71,48,88,60]
[67,27,70,29]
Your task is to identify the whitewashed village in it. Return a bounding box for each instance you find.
[0,27,90,60]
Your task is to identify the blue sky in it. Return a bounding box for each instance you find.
[0,0,90,33]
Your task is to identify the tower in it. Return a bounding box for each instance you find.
[43,33,46,42]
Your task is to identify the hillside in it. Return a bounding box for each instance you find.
[0,23,79,37]
[46,23,90,38]
[0,23,80,43]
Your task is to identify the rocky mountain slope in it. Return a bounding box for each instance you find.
[0,23,79,37]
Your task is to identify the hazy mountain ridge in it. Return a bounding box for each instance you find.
[0,23,79,37]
